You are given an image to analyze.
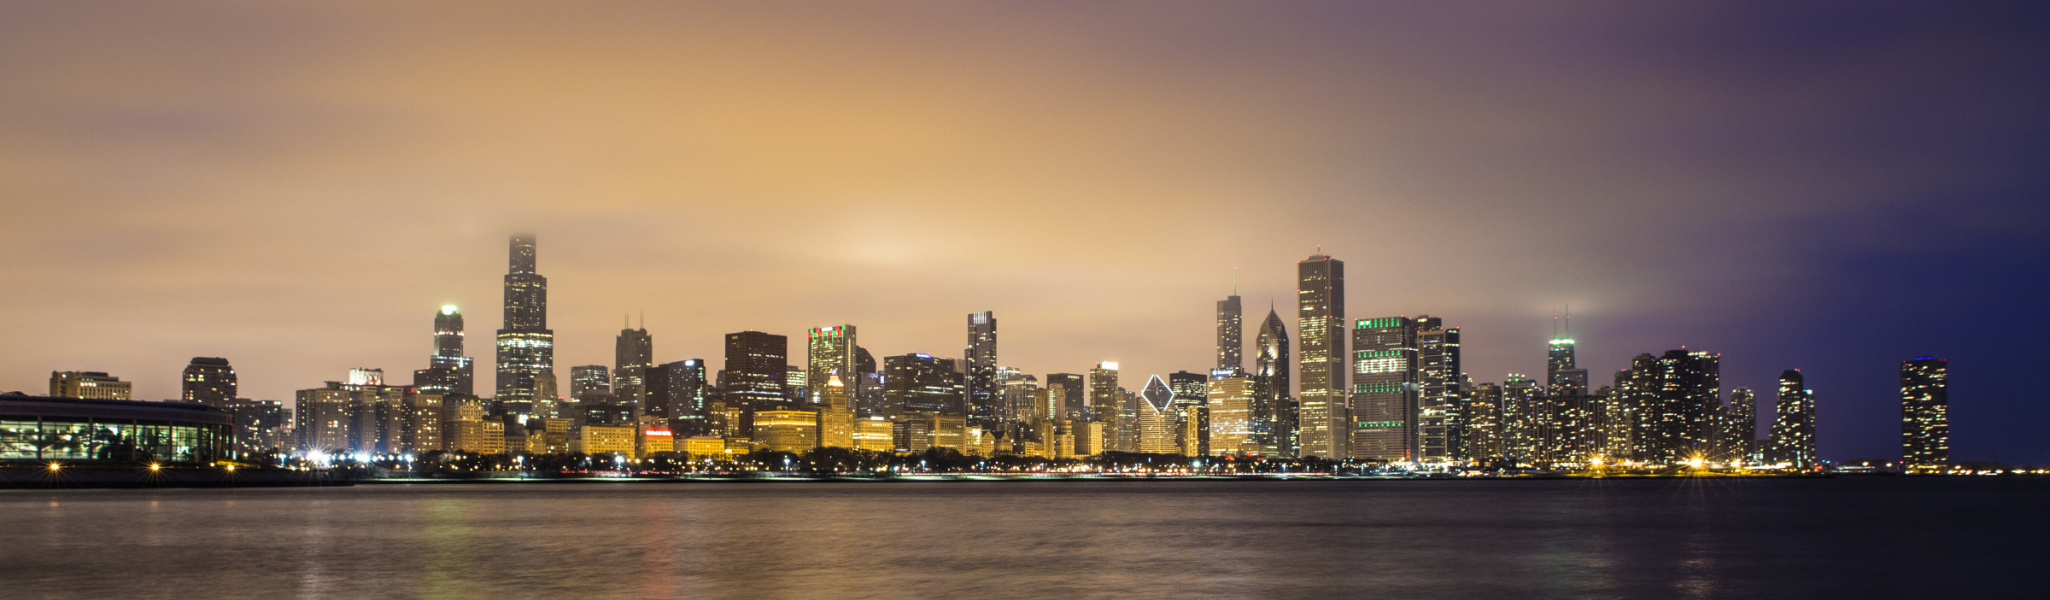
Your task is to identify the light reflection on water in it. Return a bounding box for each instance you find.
[0,478,2041,599]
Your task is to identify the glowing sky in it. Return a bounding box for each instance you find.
[3,2,2046,462]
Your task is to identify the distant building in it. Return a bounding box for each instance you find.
[1351,316,1417,462]
[884,353,964,417]
[1136,376,1177,454]
[495,235,555,407]
[1252,308,1294,457]
[853,417,895,452]
[1501,375,1542,465]
[1415,318,1462,464]
[817,373,855,449]
[965,312,998,429]
[413,305,474,396]
[1900,357,1949,472]
[1462,382,1504,464]
[1088,362,1124,450]
[807,325,858,406]
[1045,373,1086,421]
[1723,387,1757,464]
[570,365,611,401]
[1296,253,1346,460]
[615,322,653,412]
[646,359,711,435]
[181,357,237,408]
[723,331,789,415]
[1771,370,1817,469]
[49,371,132,400]
[1207,376,1255,456]
[1217,292,1243,371]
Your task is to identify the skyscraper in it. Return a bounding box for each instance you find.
[1546,314,1589,396]
[181,357,237,408]
[615,320,653,413]
[1351,316,1418,461]
[1626,349,1723,465]
[1415,317,1462,464]
[883,353,963,416]
[1900,357,1948,472]
[1463,382,1504,464]
[414,305,474,397]
[1296,253,1346,459]
[1770,370,1816,469]
[570,365,611,401]
[1136,376,1177,454]
[1217,291,1243,371]
[808,325,858,407]
[1723,387,1757,464]
[1046,373,1086,421]
[495,235,554,405]
[966,311,998,429]
[1089,362,1125,451]
[1252,308,1294,457]
[1207,374,1255,456]
[722,331,789,413]
[646,359,711,435]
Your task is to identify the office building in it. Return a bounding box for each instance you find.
[48,371,132,400]
[1136,376,1177,454]
[180,357,237,408]
[1217,291,1243,371]
[723,331,789,415]
[884,353,964,416]
[1252,308,1294,457]
[1415,318,1462,464]
[1046,373,1086,421]
[818,373,855,449]
[807,325,858,406]
[1296,253,1346,459]
[1088,362,1123,450]
[966,311,998,428]
[616,320,653,412]
[1207,375,1255,456]
[495,235,555,406]
[647,359,712,435]
[570,365,611,401]
[414,305,474,396]
[1351,316,1417,462]
[1462,382,1504,464]
[754,409,819,454]
[1771,369,1817,469]
[1723,387,1757,464]
[1900,357,1948,472]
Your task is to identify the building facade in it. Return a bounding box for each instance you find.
[1899,357,1948,472]
[1296,253,1346,459]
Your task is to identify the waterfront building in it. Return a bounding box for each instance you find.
[0,394,233,465]
[1218,291,1243,371]
[1661,349,1723,465]
[966,311,999,429]
[884,353,964,416]
[1296,253,1346,459]
[1207,375,1255,456]
[853,417,895,452]
[1614,354,1661,462]
[679,436,730,459]
[180,357,237,408]
[1252,308,1294,457]
[1500,375,1542,466]
[807,325,858,406]
[1351,316,1418,462]
[414,305,474,396]
[615,321,653,412]
[48,371,132,400]
[229,398,291,455]
[579,424,638,459]
[1723,387,1757,464]
[1136,376,1177,454]
[1462,382,1504,464]
[1900,357,1949,472]
[892,415,934,453]
[1769,369,1817,469]
[495,235,555,406]
[1415,318,1462,464]
[723,331,789,417]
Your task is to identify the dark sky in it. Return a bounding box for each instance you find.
[2,2,2045,463]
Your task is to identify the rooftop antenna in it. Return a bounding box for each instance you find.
[1551,309,1559,339]
[639,311,645,330]
[1564,303,1571,335]
[1232,265,1239,295]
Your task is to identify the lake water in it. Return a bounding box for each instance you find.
[1,477,2042,599]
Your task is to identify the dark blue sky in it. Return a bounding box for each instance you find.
[0,2,2045,462]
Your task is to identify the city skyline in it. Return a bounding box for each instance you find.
[2,4,2046,464]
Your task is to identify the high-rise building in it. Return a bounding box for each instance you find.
[1252,309,1294,457]
[1771,370,1817,469]
[1207,375,1255,456]
[1217,292,1243,371]
[1171,371,1210,456]
[965,311,998,429]
[1351,316,1418,462]
[1296,253,1346,459]
[49,371,132,400]
[807,325,858,407]
[495,235,554,405]
[1723,387,1757,464]
[1168,371,1209,415]
[570,365,611,401]
[1546,315,1589,397]
[615,320,653,412]
[1046,373,1086,421]
[1088,362,1121,448]
[1501,375,1542,465]
[884,353,964,416]
[722,331,789,413]
[1462,382,1504,464]
[785,366,808,402]
[1415,318,1462,464]
[1661,349,1722,465]
[181,357,237,408]
[1900,357,1948,472]
[645,359,711,435]
[414,305,474,396]
[1137,376,1178,454]
[817,373,856,449]
[999,369,1040,422]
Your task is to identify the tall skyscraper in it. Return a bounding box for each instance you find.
[181,357,237,408]
[1501,374,1543,464]
[1252,308,1294,457]
[722,331,789,413]
[1415,317,1462,464]
[414,305,474,397]
[495,235,554,405]
[1546,313,1589,396]
[1463,382,1504,464]
[1770,369,1816,469]
[1900,357,1949,472]
[1351,316,1418,461]
[1207,374,1256,455]
[1217,291,1243,371]
[615,319,653,412]
[1625,349,1722,465]
[883,353,963,416]
[1296,253,1346,459]
[808,325,858,407]
[1136,376,1178,454]
[966,312,998,429]
[1723,387,1757,464]
[1046,373,1086,421]
[646,359,711,434]
[1088,362,1124,451]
